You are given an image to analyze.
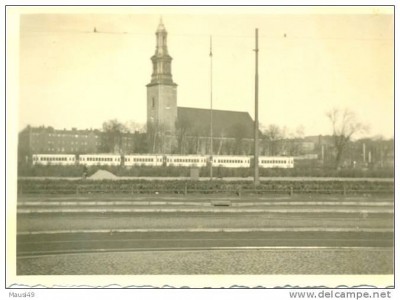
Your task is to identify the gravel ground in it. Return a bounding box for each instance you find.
[17,248,393,275]
[17,213,393,233]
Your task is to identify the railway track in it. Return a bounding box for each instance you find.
[16,193,394,274]
[17,195,393,259]
[17,231,394,257]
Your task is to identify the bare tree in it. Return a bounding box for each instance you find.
[262,124,285,156]
[100,119,129,154]
[175,115,192,154]
[148,122,166,154]
[286,125,305,156]
[125,121,146,133]
[326,108,368,169]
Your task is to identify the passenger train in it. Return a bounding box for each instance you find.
[32,154,294,169]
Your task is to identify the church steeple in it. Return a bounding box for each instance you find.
[146,19,178,146]
[148,18,176,86]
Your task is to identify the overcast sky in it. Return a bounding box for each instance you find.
[18,6,394,138]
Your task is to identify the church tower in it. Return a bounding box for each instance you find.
[147,19,178,140]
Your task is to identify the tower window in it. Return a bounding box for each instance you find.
[152,97,155,108]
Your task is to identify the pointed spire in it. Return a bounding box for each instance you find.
[149,19,175,85]
[157,16,166,32]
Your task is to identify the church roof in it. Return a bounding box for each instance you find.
[177,107,255,139]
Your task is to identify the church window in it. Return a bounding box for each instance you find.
[152,97,155,108]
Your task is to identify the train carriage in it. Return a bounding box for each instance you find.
[259,156,294,168]
[32,153,295,170]
[165,155,207,168]
[79,154,121,166]
[124,155,163,167]
[32,154,76,166]
[212,155,251,168]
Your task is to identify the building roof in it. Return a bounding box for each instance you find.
[177,107,255,139]
[20,126,102,135]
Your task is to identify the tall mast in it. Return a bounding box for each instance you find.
[254,28,260,185]
[209,36,213,180]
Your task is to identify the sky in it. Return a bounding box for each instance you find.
[17,6,394,138]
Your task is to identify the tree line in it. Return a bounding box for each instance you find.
[99,108,392,171]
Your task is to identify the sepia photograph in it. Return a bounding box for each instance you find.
[5,4,394,290]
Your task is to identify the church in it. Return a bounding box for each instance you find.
[146,19,256,155]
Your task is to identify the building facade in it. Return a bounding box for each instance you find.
[18,126,136,163]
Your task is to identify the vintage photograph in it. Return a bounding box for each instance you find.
[7,5,394,288]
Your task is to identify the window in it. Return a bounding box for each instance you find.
[152,97,155,108]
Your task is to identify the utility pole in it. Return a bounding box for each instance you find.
[254,28,260,185]
[209,36,213,180]
[363,143,366,164]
